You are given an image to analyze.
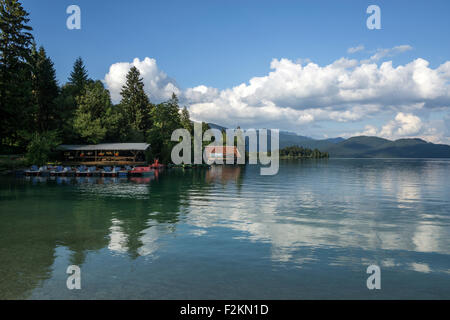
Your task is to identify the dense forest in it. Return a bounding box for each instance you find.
[279,146,329,159]
[0,0,206,165]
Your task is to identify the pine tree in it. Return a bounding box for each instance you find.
[180,106,193,133]
[31,45,59,133]
[73,81,111,144]
[68,57,88,96]
[0,0,34,147]
[147,93,182,163]
[168,93,181,117]
[54,83,79,143]
[120,66,152,138]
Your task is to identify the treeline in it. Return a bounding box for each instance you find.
[0,0,206,164]
[279,146,329,159]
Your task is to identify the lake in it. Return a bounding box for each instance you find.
[0,159,449,299]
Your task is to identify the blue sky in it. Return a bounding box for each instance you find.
[22,0,450,142]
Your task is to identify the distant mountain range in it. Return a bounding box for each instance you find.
[325,136,450,158]
[207,123,450,158]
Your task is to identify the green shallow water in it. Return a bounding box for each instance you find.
[0,159,449,299]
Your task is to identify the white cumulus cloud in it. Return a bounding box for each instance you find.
[344,112,450,144]
[103,54,450,143]
[104,57,180,103]
[347,45,365,54]
[185,57,450,130]
[362,45,413,63]
[379,112,423,137]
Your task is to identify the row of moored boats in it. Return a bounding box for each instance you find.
[25,165,157,177]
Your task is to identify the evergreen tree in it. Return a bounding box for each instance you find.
[166,93,183,129]
[73,81,111,144]
[120,66,152,139]
[103,104,126,142]
[54,83,79,143]
[68,57,88,96]
[180,106,193,133]
[31,45,59,133]
[0,0,34,147]
[54,57,90,143]
[147,93,182,163]
[279,145,329,158]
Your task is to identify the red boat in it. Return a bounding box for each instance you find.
[150,159,165,169]
[129,166,154,176]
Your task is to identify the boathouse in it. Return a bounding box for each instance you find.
[58,143,149,166]
[204,146,242,163]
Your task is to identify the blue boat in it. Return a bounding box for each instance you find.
[102,166,115,177]
[25,165,40,176]
[51,165,64,176]
[38,166,50,176]
[87,166,97,176]
[76,165,89,176]
[63,166,74,176]
[118,167,128,177]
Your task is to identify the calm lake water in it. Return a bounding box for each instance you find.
[0,159,449,299]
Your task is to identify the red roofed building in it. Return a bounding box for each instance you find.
[204,146,242,163]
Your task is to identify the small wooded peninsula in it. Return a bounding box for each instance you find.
[279,146,329,159]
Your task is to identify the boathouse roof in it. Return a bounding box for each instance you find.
[58,143,150,151]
